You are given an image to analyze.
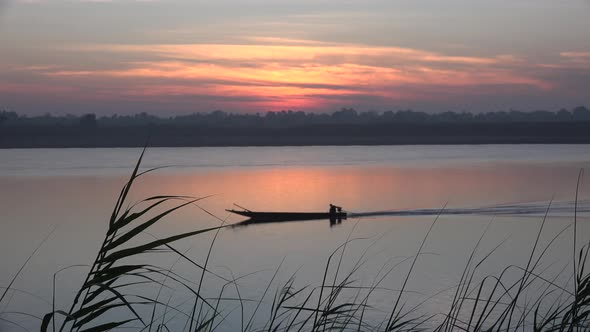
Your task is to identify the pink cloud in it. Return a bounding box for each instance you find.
[5,38,585,111]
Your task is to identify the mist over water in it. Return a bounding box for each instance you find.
[1,144,590,177]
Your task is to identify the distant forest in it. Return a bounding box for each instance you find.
[2,107,590,148]
[1,106,590,128]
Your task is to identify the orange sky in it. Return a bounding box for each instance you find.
[1,0,589,114]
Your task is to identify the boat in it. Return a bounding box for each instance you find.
[226,209,347,223]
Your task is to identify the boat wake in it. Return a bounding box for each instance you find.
[348,200,590,219]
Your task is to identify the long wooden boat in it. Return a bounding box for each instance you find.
[226,209,347,223]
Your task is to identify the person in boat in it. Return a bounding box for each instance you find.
[329,204,343,215]
[329,204,336,226]
[329,204,344,226]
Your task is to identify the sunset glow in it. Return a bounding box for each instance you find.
[1,0,589,114]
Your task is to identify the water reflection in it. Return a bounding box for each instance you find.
[93,162,589,217]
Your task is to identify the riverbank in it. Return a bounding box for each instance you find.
[2,122,590,148]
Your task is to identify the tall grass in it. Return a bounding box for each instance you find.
[1,151,589,332]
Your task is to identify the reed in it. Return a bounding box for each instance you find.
[1,151,588,332]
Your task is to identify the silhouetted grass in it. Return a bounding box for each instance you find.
[1,151,588,332]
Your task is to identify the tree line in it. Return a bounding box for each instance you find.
[1,106,589,128]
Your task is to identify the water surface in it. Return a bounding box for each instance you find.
[1,145,589,331]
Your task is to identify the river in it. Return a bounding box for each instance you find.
[1,145,589,331]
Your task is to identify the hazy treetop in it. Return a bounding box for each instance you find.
[1,107,589,128]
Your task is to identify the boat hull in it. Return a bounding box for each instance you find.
[227,209,347,223]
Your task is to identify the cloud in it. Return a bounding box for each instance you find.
[73,42,505,66]
[4,38,588,113]
[560,52,590,67]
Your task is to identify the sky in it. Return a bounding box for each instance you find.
[1,0,590,115]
